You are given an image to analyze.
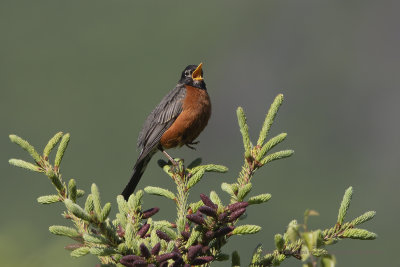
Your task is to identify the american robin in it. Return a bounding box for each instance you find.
[121,63,211,200]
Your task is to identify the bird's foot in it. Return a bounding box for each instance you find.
[186,140,200,150]
[170,158,180,167]
[166,155,184,176]
[160,148,186,176]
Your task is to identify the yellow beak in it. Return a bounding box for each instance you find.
[192,63,203,81]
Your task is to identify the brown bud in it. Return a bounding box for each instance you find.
[188,207,194,215]
[200,194,218,210]
[218,212,228,222]
[120,255,144,267]
[228,208,246,222]
[151,242,161,255]
[198,206,217,217]
[187,244,203,261]
[227,202,248,212]
[139,243,151,259]
[141,207,160,219]
[156,252,176,263]
[181,231,190,240]
[186,214,205,225]
[137,224,150,238]
[156,230,171,242]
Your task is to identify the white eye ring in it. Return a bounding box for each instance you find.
[185,70,191,77]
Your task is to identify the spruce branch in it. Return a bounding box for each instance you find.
[257,93,284,147]
[350,211,376,226]
[37,194,62,204]
[8,94,377,267]
[249,187,377,267]
[9,134,42,164]
[229,94,293,209]
[237,107,252,158]
[337,186,353,225]
[43,131,63,159]
[8,158,43,172]
[54,133,70,171]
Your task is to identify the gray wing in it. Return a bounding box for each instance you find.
[137,84,186,157]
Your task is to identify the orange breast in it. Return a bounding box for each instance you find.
[160,85,211,149]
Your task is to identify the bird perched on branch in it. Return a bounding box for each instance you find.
[122,63,211,200]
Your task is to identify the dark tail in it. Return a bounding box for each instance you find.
[121,153,153,200]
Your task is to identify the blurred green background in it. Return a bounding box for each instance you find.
[1,0,398,266]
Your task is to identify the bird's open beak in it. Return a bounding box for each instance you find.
[192,63,203,81]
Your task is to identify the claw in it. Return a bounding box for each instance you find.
[186,140,200,150]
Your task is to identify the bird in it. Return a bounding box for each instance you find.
[121,63,211,200]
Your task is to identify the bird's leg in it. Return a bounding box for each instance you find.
[161,149,179,166]
[186,140,200,150]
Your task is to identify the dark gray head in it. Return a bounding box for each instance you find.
[179,63,206,90]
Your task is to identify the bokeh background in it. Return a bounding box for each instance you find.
[1,0,398,266]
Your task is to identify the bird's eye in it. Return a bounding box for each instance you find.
[185,70,191,77]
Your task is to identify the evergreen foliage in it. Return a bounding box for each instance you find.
[8,94,376,266]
